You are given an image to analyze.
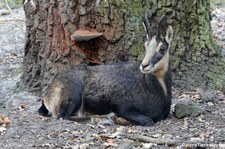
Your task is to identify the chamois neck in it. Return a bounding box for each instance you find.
[151,57,170,96]
[157,77,167,96]
[144,66,169,97]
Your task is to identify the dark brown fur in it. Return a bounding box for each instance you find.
[38,16,173,126]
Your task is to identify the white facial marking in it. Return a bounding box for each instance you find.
[141,36,157,67]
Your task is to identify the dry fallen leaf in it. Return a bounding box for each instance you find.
[103,138,117,147]
[103,142,117,148]
[0,117,4,125]
[20,103,26,109]
[108,132,120,138]
[99,133,108,142]
[18,103,26,111]
[3,117,10,125]
[10,52,18,56]
[0,127,6,134]
[191,94,201,100]
[79,143,89,149]
[0,116,10,125]
[107,138,115,144]
[142,143,154,148]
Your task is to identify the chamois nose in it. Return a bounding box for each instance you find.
[141,64,149,69]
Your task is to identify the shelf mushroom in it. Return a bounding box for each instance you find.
[71,29,103,41]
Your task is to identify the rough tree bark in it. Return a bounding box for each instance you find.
[21,0,225,94]
[161,0,225,90]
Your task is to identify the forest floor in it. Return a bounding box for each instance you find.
[0,2,225,149]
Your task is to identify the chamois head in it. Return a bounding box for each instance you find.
[140,13,173,77]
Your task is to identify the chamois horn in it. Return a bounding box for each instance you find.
[143,13,153,39]
[157,15,166,38]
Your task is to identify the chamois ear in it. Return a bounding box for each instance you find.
[165,26,173,44]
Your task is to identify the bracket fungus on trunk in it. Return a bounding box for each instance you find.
[71,29,103,41]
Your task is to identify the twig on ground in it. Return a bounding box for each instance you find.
[215,125,225,128]
[4,0,18,19]
[0,19,25,22]
[122,133,208,145]
[3,0,25,29]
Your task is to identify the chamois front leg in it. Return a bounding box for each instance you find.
[117,108,154,126]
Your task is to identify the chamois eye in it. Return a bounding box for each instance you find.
[159,46,166,54]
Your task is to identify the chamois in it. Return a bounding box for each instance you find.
[38,13,173,126]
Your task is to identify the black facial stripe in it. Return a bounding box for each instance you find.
[163,39,169,47]
[156,38,169,47]
[151,52,164,66]
[161,42,168,49]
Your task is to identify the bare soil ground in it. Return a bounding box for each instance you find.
[0,4,225,149]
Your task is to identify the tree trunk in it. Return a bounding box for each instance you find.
[21,0,225,94]
[160,0,225,90]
